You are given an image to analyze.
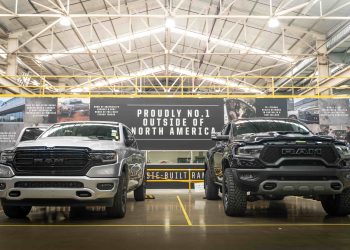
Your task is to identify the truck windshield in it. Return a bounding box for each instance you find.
[234,120,310,136]
[40,123,120,141]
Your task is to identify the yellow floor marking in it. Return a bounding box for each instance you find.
[176,195,193,226]
[0,224,350,227]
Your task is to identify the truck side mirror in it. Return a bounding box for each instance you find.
[211,132,229,141]
[125,137,135,147]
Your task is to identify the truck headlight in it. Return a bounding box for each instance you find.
[86,164,118,178]
[0,150,15,164]
[90,151,118,164]
[0,165,15,178]
[236,146,264,156]
[336,146,350,156]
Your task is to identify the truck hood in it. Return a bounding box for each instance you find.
[16,136,122,151]
[237,132,341,144]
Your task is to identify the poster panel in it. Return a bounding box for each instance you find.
[57,98,90,122]
[90,98,225,150]
[25,98,57,125]
[0,123,25,151]
[255,98,288,118]
[224,98,256,122]
[0,98,25,151]
[319,99,350,126]
[0,97,25,122]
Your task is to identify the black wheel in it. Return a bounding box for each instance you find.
[2,205,31,218]
[222,168,247,216]
[134,177,146,201]
[320,189,350,216]
[106,171,128,218]
[204,169,219,200]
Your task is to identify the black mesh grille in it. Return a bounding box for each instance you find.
[14,181,84,188]
[232,158,265,168]
[260,144,338,165]
[13,147,90,176]
[268,176,338,181]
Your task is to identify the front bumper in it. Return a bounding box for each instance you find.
[232,166,350,195]
[0,176,119,202]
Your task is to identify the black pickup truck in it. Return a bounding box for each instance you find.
[205,118,350,217]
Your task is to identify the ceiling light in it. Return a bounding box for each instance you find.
[37,27,165,61]
[59,16,71,26]
[71,65,262,94]
[71,87,82,93]
[37,26,292,63]
[268,17,280,28]
[165,17,176,28]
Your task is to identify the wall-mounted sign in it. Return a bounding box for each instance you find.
[146,164,205,189]
[90,98,225,150]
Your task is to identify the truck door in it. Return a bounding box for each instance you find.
[212,123,231,182]
[123,126,144,190]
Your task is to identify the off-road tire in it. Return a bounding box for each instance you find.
[204,169,220,200]
[222,168,247,216]
[2,205,32,218]
[134,175,146,201]
[106,171,127,218]
[320,189,350,216]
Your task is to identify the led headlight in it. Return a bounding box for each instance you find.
[0,150,15,164]
[90,151,118,164]
[336,146,350,156]
[86,164,118,178]
[0,165,15,178]
[236,146,264,156]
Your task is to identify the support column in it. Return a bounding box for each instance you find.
[6,34,18,76]
[316,37,330,95]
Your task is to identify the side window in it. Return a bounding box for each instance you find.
[123,126,137,148]
[20,128,45,142]
[122,126,129,141]
[128,129,138,149]
[221,124,227,134]
[223,123,231,136]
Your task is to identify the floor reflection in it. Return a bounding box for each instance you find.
[0,191,350,225]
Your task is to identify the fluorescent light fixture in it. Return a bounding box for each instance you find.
[71,65,262,94]
[171,28,293,62]
[71,66,165,92]
[38,27,165,61]
[169,65,262,94]
[59,16,71,26]
[71,87,83,93]
[165,17,176,28]
[37,26,293,63]
[268,17,280,28]
[31,80,40,86]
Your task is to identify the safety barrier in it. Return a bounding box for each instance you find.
[1,75,350,98]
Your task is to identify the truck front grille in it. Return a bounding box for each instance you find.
[14,181,84,188]
[13,147,90,176]
[260,144,338,166]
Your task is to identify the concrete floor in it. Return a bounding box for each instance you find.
[0,190,350,250]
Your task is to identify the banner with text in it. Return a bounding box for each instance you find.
[90,98,225,150]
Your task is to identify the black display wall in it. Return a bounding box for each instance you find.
[1,97,348,151]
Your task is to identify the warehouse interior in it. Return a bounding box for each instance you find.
[1,0,350,249]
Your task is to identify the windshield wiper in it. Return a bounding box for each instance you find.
[88,136,112,140]
[275,131,309,135]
